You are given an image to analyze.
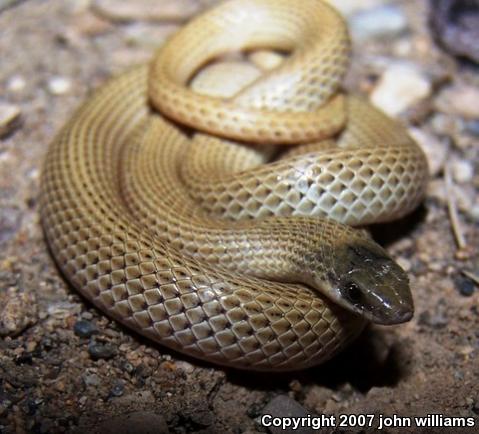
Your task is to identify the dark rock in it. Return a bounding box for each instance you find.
[15,352,33,365]
[121,360,135,374]
[88,342,117,360]
[110,379,125,397]
[73,320,98,338]
[430,0,479,63]
[456,277,475,297]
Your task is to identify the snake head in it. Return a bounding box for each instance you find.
[320,239,413,325]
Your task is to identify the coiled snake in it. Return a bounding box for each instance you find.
[40,0,428,370]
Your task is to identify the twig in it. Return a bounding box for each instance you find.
[444,162,467,250]
[462,270,479,286]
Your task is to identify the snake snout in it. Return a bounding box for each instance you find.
[328,239,414,325]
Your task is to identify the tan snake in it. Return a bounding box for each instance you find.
[40,0,428,371]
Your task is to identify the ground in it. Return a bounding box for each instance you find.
[0,0,478,433]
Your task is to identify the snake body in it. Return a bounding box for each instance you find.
[40,0,428,370]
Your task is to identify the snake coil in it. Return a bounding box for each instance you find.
[40,0,428,370]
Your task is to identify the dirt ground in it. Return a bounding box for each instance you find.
[0,0,478,433]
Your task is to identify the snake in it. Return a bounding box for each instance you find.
[39,0,428,371]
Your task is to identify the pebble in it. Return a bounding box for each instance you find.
[0,288,37,337]
[430,0,479,64]
[175,360,195,374]
[0,206,23,243]
[47,76,72,95]
[408,128,448,176]
[73,320,98,338]
[7,75,26,92]
[451,159,474,184]
[324,0,384,17]
[87,411,169,434]
[396,257,412,272]
[418,309,448,329]
[110,380,125,397]
[123,22,179,48]
[82,373,101,387]
[436,84,479,119]
[464,119,479,137]
[457,277,475,297]
[71,10,113,37]
[0,104,21,138]
[81,311,93,320]
[92,0,211,23]
[371,64,432,116]
[350,5,408,40]
[261,395,315,434]
[88,342,117,360]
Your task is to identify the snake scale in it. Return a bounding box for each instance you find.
[40,0,428,370]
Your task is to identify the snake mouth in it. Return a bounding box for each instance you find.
[358,300,414,325]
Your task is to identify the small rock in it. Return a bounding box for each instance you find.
[430,0,479,64]
[0,287,37,337]
[458,345,474,357]
[88,342,117,360]
[436,84,479,119]
[121,360,135,374]
[123,22,179,48]
[175,360,195,374]
[396,257,412,272]
[261,395,315,434]
[110,380,125,397]
[371,64,432,116]
[47,76,72,95]
[418,309,448,329]
[0,206,23,243]
[408,128,448,176]
[471,204,479,220]
[71,10,113,37]
[82,373,101,387]
[451,159,474,183]
[351,5,408,40]
[87,411,169,434]
[0,104,21,138]
[456,277,475,297]
[464,119,479,136]
[7,75,26,92]
[81,311,93,320]
[324,0,385,17]
[92,0,211,23]
[74,320,98,338]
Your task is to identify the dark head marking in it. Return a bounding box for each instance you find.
[313,238,414,325]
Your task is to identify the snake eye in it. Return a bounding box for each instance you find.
[341,281,362,304]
